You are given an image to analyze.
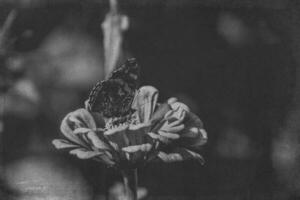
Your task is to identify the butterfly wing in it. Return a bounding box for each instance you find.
[87,58,139,118]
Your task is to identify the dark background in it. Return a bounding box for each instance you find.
[1,0,300,199]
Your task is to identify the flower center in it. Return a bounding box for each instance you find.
[105,113,139,130]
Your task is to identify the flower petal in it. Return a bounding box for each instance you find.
[158,131,180,140]
[159,121,185,134]
[167,97,178,105]
[157,152,184,163]
[60,109,97,145]
[73,127,91,135]
[87,131,111,150]
[104,125,129,150]
[132,86,158,123]
[122,144,152,153]
[147,132,169,143]
[69,109,97,129]
[178,112,207,148]
[169,101,190,112]
[183,112,203,130]
[60,114,83,144]
[90,112,106,128]
[52,139,78,149]
[173,148,205,164]
[157,148,204,164]
[127,124,152,146]
[180,128,208,148]
[154,105,186,143]
[70,148,103,159]
[122,144,153,163]
[150,103,171,124]
[129,123,151,130]
[96,154,116,166]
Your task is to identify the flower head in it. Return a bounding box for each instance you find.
[53,86,207,169]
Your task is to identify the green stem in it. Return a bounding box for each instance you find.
[122,168,138,200]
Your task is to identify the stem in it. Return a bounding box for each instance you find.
[122,168,138,200]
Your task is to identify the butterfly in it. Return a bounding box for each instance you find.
[87,58,140,118]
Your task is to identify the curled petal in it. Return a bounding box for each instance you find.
[52,139,78,149]
[132,86,158,123]
[168,115,185,127]
[167,106,186,122]
[154,105,186,143]
[183,112,203,130]
[68,109,97,129]
[70,148,103,159]
[167,97,178,105]
[179,112,207,148]
[60,115,83,145]
[187,128,208,147]
[169,101,190,112]
[162,103,187,129]
[60,109,97,146]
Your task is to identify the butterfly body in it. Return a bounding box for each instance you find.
[87,58,140,118]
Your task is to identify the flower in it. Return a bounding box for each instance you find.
[52,86,207,169]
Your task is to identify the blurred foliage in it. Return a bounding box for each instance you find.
[0,1,299,199]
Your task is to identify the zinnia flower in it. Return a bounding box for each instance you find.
[52,86,207,169]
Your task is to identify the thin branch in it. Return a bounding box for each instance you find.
[0,10,17,54]
[102,0,129,77]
